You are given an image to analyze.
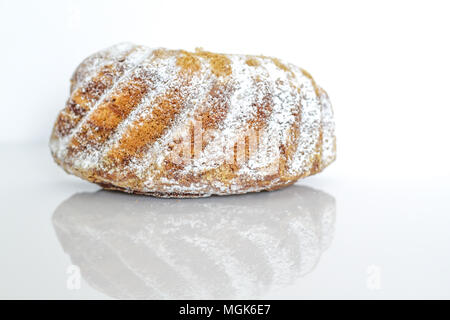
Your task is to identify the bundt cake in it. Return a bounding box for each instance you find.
[50,43,336,197]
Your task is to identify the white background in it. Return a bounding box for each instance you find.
[1,0,450,299]
[1,0,450,180]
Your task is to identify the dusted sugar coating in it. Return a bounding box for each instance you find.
[50,43,336,197]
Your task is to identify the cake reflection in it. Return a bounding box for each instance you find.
[52,185,335,299]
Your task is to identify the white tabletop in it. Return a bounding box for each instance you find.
[1,143,449,299]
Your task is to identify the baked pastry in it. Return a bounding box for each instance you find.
[53,185,335,299]
[50,43,336,197]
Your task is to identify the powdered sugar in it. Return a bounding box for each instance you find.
[287,65,323,175]
[70,42,135,93]
[51,45,152,165]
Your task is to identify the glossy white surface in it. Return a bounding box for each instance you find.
[1,144,449,299]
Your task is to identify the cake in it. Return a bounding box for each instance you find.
[50,43,336,197]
